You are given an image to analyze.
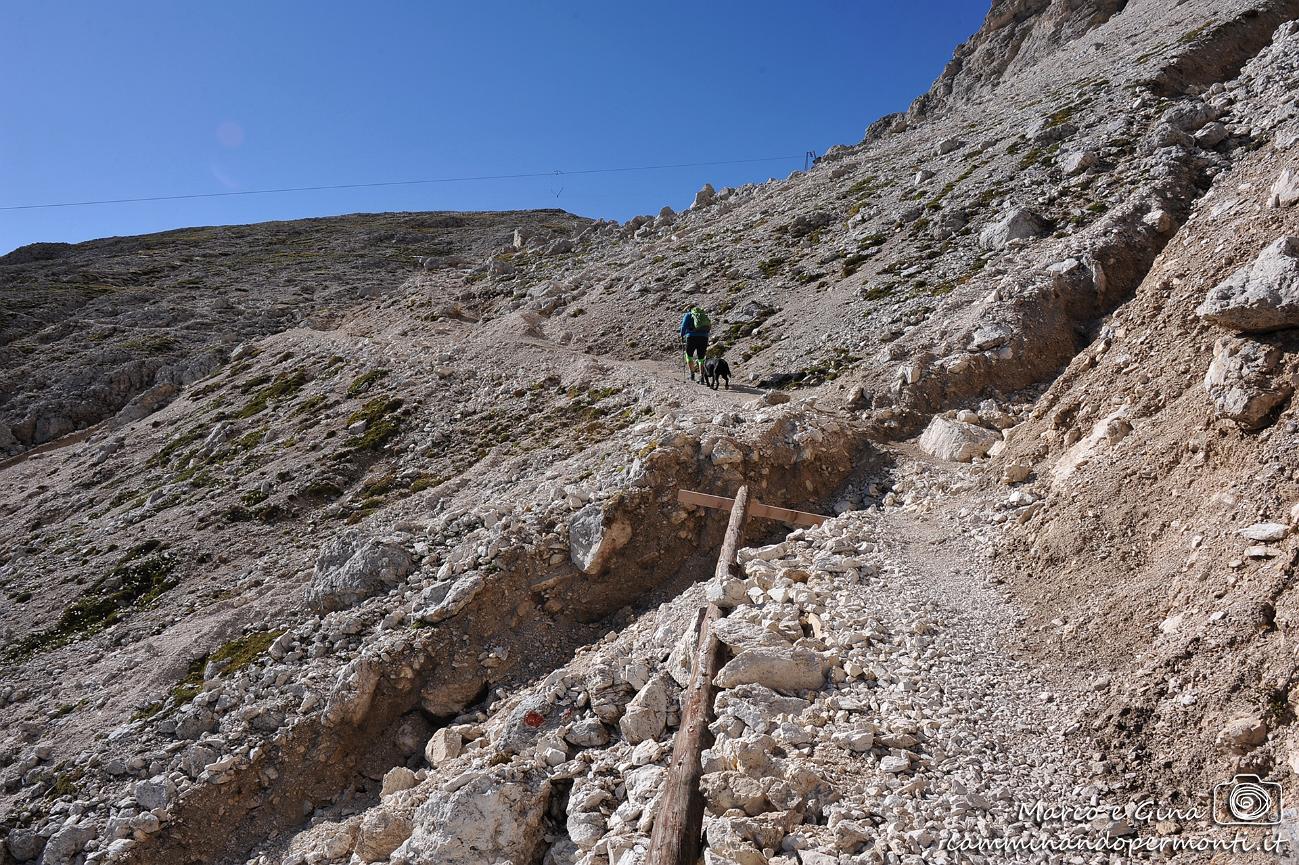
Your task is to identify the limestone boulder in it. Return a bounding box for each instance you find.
[568,503,633,575]
[564,718,611,749]
[702,771,768,816]
[619,674,670,744]
[979,208,1046,250]
[307,531,415,613]
[1269,168,1299,208]
[714,647,825,694]
[40,824,97,865]
[1059,150,1097,175]
[712,618,793,653]
[425,728,462,766]
[1218,716,1268,752]
[391,776,550,865]
[1204,337,1292,428]
[918,416,1001,463]
[355,809,413,863]
[1197,237,1299,332]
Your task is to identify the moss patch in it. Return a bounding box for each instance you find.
[336,398,406,458]
[346,369,390,398]
[169,630,282,708]
[237,370,307,418]
[3,541,178,659]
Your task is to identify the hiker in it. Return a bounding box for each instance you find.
[679,305,711,381]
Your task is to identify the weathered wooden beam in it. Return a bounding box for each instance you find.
[712,485,751,582]
[646,486,752,865]
[677,487,829,528]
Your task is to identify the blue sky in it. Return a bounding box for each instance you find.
[0,2,988,254]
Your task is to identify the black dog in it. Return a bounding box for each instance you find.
[701,355,731,390]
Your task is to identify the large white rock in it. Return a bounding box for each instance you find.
[1059,150,1097,176]
[1204,337,1292,429]
[356,808,413,863]
[1270,168,1299,208]
[619,674,669,744]
[564,718,611,748]
[1241,523,1289,542]
[390,776,550,865]
[715,684,809,732]
[979,207,1046,250]
[40,824,96,865]
[1218,716,1268,751]
[568,504,633,575]
[714,647,825,694]
[381,766,418,797]
[701,771,768,816]
[307,531,415,613]
[1197,237,1299,332]
[424,728,462,766]
[712,618,792,652]
[918,417,1001,463]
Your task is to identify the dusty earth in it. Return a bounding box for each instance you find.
[4,0,1299,864]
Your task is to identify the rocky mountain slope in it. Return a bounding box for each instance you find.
[0,211,586,455]
[3,0,1299,863]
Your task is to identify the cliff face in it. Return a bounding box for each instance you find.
[909,0,1131,117]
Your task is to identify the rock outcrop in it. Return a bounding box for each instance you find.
[1197,236,1299,332]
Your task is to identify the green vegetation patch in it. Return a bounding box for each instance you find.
[346,369,390,398]
[336,398,406,458]
[170,630,283,708]
[3,541,178,660]
[237,370,307,418]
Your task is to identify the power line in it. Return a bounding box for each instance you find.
[0,155,805,212]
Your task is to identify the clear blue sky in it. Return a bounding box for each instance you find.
[0,2,988,254]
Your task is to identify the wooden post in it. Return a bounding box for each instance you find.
[646,486,751,865]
